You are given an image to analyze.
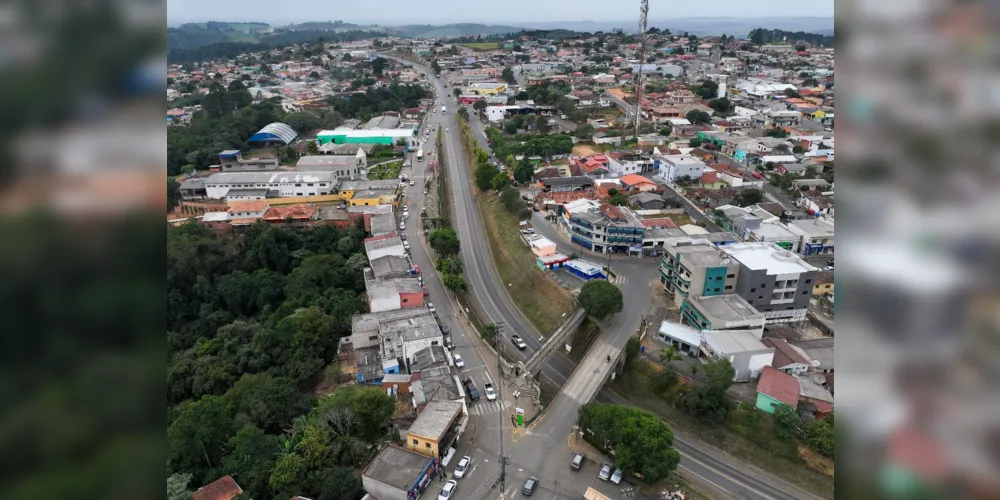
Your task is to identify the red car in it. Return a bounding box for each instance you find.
[421,284,430,296]
[752,172,762,179]
[412,264,420,275]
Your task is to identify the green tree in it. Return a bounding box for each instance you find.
[608,193,629,206]
[658,124,673,137]
[473,99,488,112]
[431,60,442,74]
[703,357,736,394]
[222,424,283,499]
[677,385,730,424]
[269,453,308,498]
[168,178,182,212]
[577,404,681,483]
[370,57,388,77]
[308,139,320,155]
[167,473,194,500]
[504,121,518,134]
[513,161,534,184]
[772,404,800,441]
[168,395,234,482]
[685,110,711,124]
[500,186,522,212]
[535,115,551,134]
[501,67,516,84]
[452,87,461,97]
[476,148,489,164]
[708,97,732,113]
[312,467,366,500]
[804,414,835,457]
[491,171,511,191]
[733,188,764,207]
[474,163,500,191]
[576,280,624,320]
[317,385,396,443]
[623,336,641,370]
[436,257,464,276]
[660,345,683,364]
[574,123,595,139]
[442,273,466,292]
[225,373,316,434]
[428,228,461,256]
[688,137,703,148]
[765,128,789,138]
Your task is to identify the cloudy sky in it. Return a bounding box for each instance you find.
[168,0,834,26]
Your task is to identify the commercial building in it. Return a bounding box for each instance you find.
[743,221,801,252]
[659,240,739,308]
[362,444,438,500]
[786,218,835,256]
[561,199,645,254]
[466,82,507,95]
[364,233,406,261]
[527,236,557,257]
[681,294,766,337]
[565,260,606,280]
[316,126,416,146]
[365,277,425,312]
[722,242,819,324]
[405,399,465,460]
[702,330,774,382]
[295,150,368,178]
[655,321,703,357]
[204,171,337,199]
[346,308,444,377]
[247,122,298,146]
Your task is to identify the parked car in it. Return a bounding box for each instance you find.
[421,284,429,295]
[427,302,435,314]
[522,476,538,496]
[440,324,451,335]
[413,264,420,274]
[404,241,411,252]
[453,353,464,368]
[519,228,535,235]
[454,456,471,479]
[598,462,613,481]
[399,222,406,230]
[464,378,480,401]
[610,469,623,484]
[484,382,496,401]
[571,453,584,470]
[510,334,527,350]
[444,340,456,351]
[438,480,457,500]
[410,180,415,186]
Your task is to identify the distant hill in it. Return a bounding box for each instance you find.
[515,17,834,37]
[284,21,365,32]
[168,21,272,51]
[389,23,525,38]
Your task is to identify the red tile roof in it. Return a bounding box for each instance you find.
[193,475,243,500]
[699,172,721,184]
[598,203,625,221]
[618,174,656,187]
[227,200,269,213]
[263,204,317,221]
[756,366,800,407]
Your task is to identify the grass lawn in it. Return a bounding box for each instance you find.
[612,359,835,499]
[460,42,500,51]
[368,160,403,180]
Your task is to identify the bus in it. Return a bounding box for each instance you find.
[416,149,424,161]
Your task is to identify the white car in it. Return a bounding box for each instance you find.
[399,222,406,230]
[453,353,465,368]
[410,180,415,186]
[446,128,449,132]
[438,479,457,500]
[610,468,623,484]
[427,302,436,313]
[484,383,497,401]
[454,456,471,479]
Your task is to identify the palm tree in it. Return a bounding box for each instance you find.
[660,345,683,365]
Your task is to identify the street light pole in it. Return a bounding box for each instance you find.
[493,321,510,499]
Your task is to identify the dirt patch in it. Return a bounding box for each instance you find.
[572,144,597,156]
[799,445,835,477]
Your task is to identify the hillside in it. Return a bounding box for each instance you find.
[391,23,525,38]
[284,20,364,31]
[167,22,270,51]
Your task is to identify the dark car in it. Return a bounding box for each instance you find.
[464,378,480,401]
[522,476,538,496]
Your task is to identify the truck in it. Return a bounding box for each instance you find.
[441,105,446,114]
[416,149,423,161]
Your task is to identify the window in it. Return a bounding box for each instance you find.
[295,183,302,187]
[805,279,812,284]
[296,193,303,196]
[307,183,314,187]
[724,285,733,290]
[425,443,431,448]
[713,288,721,292]
[716,276,722,281]
[765,308,772,312]
[758,296,764,300]
[412,439,418,445]
[802,291,808,295]
[727,274,734,278]
[761,283,767,288]
[750,288,756,292]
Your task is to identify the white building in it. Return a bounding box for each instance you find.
[786,218,835,256]
[656,154,708,184]
[204,171,337,199]
[702,330,774,382]
[364,234,406,261]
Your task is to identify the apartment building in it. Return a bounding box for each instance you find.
[656,154,708,184]
[659,240,739,308]
[681,294,766,336]
[204,171,337,199]
[722,242,819,324]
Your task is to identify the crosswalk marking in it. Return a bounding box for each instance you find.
[610,275,628,285]
[468,400,508,416]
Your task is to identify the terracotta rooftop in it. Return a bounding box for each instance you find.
[193,475,243,500]
[227,200,269,213]
[263,204,317,221]
[762,338,812,368]
[756,366,800,407]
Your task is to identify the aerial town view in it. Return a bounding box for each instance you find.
[165,2,837,500]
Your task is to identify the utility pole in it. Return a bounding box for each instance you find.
[493,321,510,499]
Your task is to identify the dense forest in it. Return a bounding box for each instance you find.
[167,222,389,500]
[168,29,386,64]
[326,83,431,120]
[748,28,834,48]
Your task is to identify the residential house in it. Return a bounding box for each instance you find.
[193,475,243,500]
[755,365,800,414]
[656,154,708,184]
[812,270,834,297]
[405,400,465,460]
[798,191,834,217]
[629,192,667,210]
[618,174,659,192]
[762,338,813,375]
[362,444,438,500]
[698,171,728,190]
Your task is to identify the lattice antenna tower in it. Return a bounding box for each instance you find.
[633,0,650,139]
